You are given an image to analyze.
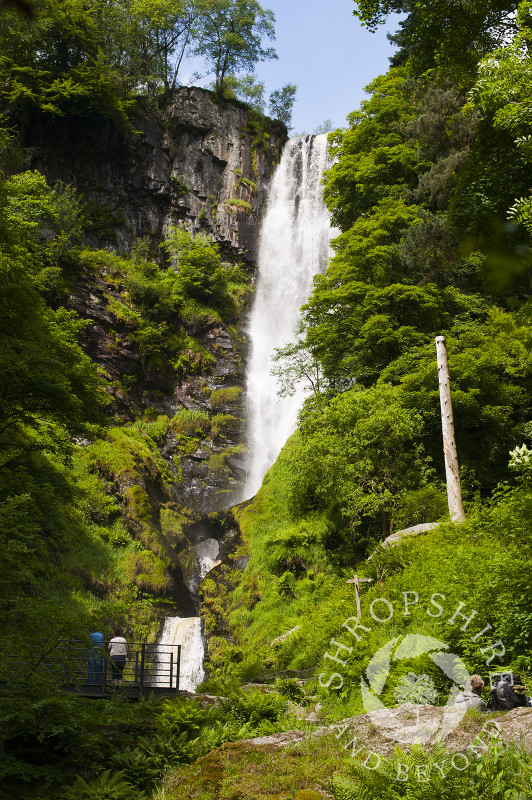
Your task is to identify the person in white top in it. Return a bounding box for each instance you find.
[108,628,127,686]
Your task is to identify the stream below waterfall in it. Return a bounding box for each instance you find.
[157,134,336,692]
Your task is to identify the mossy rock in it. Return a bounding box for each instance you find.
[124,549,171,592]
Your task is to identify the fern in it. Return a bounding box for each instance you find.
[109,747,162,792]
[59,769,145,800]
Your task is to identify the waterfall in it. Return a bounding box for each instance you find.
[241,134,337,500]
[155,136,335,692]
[193,538,221,580]
[156,616,205,692]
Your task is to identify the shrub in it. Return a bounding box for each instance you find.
[225,198,253,214]
[170,408,210,441]
[163,228,229,308]
[229,689,286,727]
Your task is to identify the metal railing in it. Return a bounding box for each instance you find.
[0,640,181,694]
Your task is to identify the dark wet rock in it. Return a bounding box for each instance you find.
[28,87,286,264]
[24,89,285,613]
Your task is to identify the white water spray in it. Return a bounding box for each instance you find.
[193,538,221,580]
[156,616,205,692]
[242,134,337,499]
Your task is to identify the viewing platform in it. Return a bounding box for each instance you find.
[0,640,182,698]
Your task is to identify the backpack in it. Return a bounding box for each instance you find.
[487,675,527,711]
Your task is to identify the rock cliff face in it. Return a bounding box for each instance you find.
[30,88,286,513]
[32,87,286,263]
[25,89,286,616]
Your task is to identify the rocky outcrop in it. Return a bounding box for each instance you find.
[20,89,286,618]
[38,88,287,518]
[30,87,286,264]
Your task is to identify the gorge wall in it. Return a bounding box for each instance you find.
[22,90,286,620]
[29,87,286,263]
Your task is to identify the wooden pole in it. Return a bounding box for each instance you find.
[346,575,373,618]
[435,336,466,522]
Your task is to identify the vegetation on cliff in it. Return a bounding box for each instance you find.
[0,0,296,132]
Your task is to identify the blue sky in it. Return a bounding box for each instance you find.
[181,0,403,133]
[252,0,401,133]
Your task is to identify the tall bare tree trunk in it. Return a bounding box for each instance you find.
[435,336,466,523]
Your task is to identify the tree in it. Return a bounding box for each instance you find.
[192,0,277,93]
[314,118,334,134]
[286,383,429,541]
[352,0,518,84]
[0,172,102,462]
[323,69,422,231]
[0,0,212,124]
[163,227,230,307]
[121,0,208,91]
[465,4,532,239]
[217,72,266,111]
[268,83,296,129]
[0,0,134,128]
[271,324,324,397]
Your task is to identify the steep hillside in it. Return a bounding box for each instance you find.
[0,87,286,654]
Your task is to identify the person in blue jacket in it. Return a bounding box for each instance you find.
[88,631,104,684]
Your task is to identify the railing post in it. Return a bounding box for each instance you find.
[169,651,173,689]
[103,649,108,694]
[176,645,181,692]
[140,643,145,689]
[134,650,139,685]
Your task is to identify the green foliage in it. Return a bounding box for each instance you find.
[323,69,421,231]
[464,13,532,244]
[224,471,532,710]
[225,198,253,214]
[210,386,243,409]
[0,0,284,147]
[191,0,277,92]
[332,742,532,800]
[352,0,518,85]
[229,688,286,727]
[0,0,134,128]
[273,677,304,701]
[163,227,239,316]
[157,698,207,735]
[392,484,448,529]
[60,770,145,800]
[220,72,266,112]
[0,171,101,462]
[0,689,160,793]
[278,570,296,597]
[269,83,297,129]
[287,384,430,548]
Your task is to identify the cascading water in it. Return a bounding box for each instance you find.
[154,545,220,692]
[241,134,337,500]
[156,616,205,692]
[193,538,221,581]
[155,135,336,691]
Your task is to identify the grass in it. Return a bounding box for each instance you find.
[210,387,243,410]
[201,438,532,722]
[225,199,253,215]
